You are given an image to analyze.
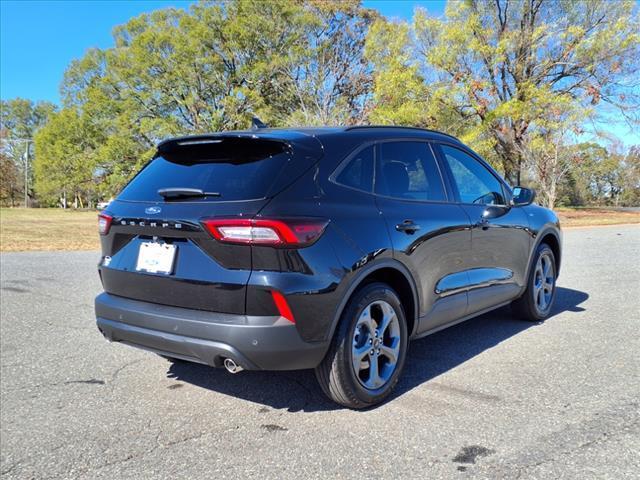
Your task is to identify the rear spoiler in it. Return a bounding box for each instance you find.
[157,132,324,163]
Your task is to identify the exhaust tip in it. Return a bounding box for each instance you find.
[223,358,244,374]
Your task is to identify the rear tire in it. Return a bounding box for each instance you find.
[512,243,557,321]
[315,283,408,409]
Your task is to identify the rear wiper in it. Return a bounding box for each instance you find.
[157,188,222,199]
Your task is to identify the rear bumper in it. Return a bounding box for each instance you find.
[95,293,328,370]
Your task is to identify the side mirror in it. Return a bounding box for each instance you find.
[482,204,510,220]
[511,187,535,206]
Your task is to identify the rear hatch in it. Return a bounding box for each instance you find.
[98,133,322,314]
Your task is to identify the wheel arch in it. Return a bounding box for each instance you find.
[327,259,420,342]
[527,226,562,280]
[539,231,561,276]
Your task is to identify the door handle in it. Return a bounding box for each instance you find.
[395,220,421,234]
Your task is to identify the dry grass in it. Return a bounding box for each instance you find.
[556,207,640,228]
[1,206,638,252]
[0,208,99,252]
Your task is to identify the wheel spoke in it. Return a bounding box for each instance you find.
[545,275,554,290]
[537,288,546,309]
[534,265,543,285]
[533,281,542,298]
[352,344,370,372]
[367,356,381,389]
[377,304,397,336]
[358,306,376,335]
[542,256,551,279]
[379,345,398,365]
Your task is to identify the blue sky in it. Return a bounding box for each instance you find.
[0,0,445,103]
[1,0,636,145]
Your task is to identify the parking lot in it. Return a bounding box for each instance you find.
[1,224,639,479]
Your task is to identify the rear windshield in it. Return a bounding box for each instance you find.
[117,138,290,202]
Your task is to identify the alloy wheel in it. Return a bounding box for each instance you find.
[533,252,555,313]
[351,300,401,390]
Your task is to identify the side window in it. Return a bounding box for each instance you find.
[375,141,446,201]
[335,145,374,192]
[440,145,506,205]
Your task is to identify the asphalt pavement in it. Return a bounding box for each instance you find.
[1,225,639,479]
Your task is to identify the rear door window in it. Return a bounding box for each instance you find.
[117,138,290,202]
[335,145,374,192]
[375,141,446,201]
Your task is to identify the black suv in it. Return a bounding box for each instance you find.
[95,126,561,408]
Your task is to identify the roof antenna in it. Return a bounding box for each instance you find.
[251,116,268,130]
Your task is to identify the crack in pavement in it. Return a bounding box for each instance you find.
[69,426,242,478]
[108,359,146,393]
[1,359,145,394]
[513,418,640,479]
[481,401,640,478]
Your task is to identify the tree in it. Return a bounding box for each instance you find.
[560,142,608,205]
[49,0,375,199]
[33,109,102,208]
[519,125,578,209]
[282,0,378,125]
[366,0,640,185]
[620,146,640,206]
[0,98,56,205]
[0,130,21,206]
[0,98,56,139]
[562,141,638,206]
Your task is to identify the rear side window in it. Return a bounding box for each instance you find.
[117,138,290,202]
[440,145,506,205]
[375,141,446,201]
[335,146,374,192]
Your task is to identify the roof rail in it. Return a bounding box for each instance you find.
[344,125,460,142]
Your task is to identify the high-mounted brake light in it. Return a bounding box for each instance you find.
[202,218,328,247]
[98,213,113,235]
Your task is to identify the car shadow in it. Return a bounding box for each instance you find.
[166,287,588,412]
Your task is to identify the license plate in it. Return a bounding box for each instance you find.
[136,242,176,274]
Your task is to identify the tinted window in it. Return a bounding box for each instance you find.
[335,146,374,192]
[440,145,506,205]
[375,142,446,201]
[118,139,289,202]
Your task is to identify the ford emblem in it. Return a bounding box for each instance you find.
[145,206,162,215]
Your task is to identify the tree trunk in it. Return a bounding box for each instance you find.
[493,131,524,186]
[502,160,521,187]
[546,178,557,210]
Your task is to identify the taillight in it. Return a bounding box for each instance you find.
[202,218,328,247]
[98,213,112,235]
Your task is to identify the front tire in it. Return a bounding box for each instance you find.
[512,243,557,321]
[315,283,408,409]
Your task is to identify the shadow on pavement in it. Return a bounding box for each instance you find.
[166,287,588,412]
